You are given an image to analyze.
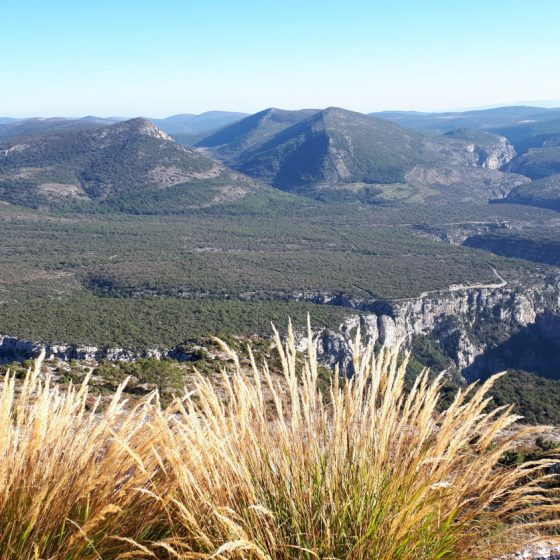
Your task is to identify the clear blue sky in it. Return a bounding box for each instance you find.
[1,0,559,117]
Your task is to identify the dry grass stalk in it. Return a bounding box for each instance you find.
[0,321,558,559]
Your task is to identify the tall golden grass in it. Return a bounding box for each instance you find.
[0,322,558,559]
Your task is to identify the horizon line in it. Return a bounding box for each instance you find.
[2,99,560,120]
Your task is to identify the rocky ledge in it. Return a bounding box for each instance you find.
[0,335,203,365]
[296,272,560,378]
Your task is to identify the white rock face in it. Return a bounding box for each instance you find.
[102,118,174,142]
[295,276,560,376]
[134,120,174,141]
[477,136,517,170]
[0,143,30,157]
[458,134,516,170]
[0,335,167,364]
[377,315,398,347]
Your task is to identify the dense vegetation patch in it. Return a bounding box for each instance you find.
[491,369,560,424]
[0,292,351,350]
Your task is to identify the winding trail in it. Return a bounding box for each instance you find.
[394,267,507,302]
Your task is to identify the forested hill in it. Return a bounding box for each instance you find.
[0,117,264,213]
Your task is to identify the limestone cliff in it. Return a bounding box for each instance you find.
[2,275,560,383]
[301,274,560,379]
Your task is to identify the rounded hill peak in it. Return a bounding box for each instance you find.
[113,118,172,141]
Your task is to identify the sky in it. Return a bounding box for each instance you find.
[1,0,559,117]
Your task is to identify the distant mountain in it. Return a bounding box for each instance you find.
[197,107,523,202]
[372,106,560,135]
[0,107,534,209]
[503,173,560,211]
[0,112,248,145]
[0,118,262,213]
[0,116,122,143]
[196,107,320,160]
[229,107,428,190]
[150,111,248,135]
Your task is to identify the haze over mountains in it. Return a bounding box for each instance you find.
[0,116,122,143]
[0,111,247,144]
[371,106,560,135]
[150,111,248,134]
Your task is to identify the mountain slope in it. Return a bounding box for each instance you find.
[503,173,560,211]
[491,118,560,154]
[232,107,428,190]
[199,107,524,202]
[505,147,560,179]
[0,118,263,213]
[196,108,320,161]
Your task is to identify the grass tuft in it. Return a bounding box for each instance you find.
[0,320,558,559]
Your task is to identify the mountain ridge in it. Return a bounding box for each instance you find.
[196,106,526,203]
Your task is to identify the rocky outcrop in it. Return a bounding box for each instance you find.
[0,335,165,364]
[498,543,560,559]
[414,222,512,246]
[0,334,226,365]
[473,136,516,170]
[297,274,560,378]
[311,314,378,374]
[443,129,516,170]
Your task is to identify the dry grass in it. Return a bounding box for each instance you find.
[0,350,171,559]
[0,321,558,559]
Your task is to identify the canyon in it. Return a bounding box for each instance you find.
[3,270,560,387]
